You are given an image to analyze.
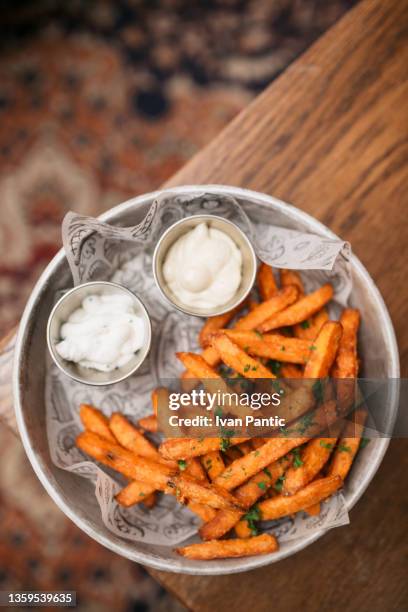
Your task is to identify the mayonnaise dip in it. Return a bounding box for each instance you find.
[55,293,146,372]
[162,222,242,309]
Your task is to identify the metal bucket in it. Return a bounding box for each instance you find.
[13,185,400,575]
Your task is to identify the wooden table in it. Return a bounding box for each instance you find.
[148,0,408,610]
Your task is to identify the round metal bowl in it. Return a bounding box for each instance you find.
[13,185,399,575]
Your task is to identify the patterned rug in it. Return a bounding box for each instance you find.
[0,1,353,609]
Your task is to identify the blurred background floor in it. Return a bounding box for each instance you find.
[0,1,354,610]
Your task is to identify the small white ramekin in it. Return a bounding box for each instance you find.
[152,214,257,317]
[46,281,152,386]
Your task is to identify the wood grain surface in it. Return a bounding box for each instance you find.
[150,0,408,610]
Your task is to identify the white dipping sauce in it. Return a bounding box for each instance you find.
[162,222,242,309]
[55,293,146,372]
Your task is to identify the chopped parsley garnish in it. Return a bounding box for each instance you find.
[312,379,324,403]
[251,365,258,371]
[178,460,187,471]
[267,359,281,375]
[291,448,304,468]
[215,407,223,418]
[297,412,315,434]
[338,444,352,453]
[320,441,334,450]
[243,505,261,535]
[280,345,286,352]
[220,438,231,452]
[360,437,370,449]
[309,345,317,351]
[254,330,263,339]
[257,481,267,491]
[300,320,310,329]
[263,468,272,479]
[244,364,251,373]
[274,475,286,492]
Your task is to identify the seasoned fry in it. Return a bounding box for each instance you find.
[223,330,311,364]
[201,451,225,481]
[159,436,250,460]
[304,503,321,516]
[327,408,367,480]
[258,475,342,520]
[151,387,170,416]
[257,263,278,300]
[79,404,116,443]
[303,321,343,378]
[77,431,175,488]
[279,269,304,295]
[234,517,253,538]
[235,286,299,331]
[199,305,242,349]
[295,308,329,340]
[78,432,243,511]
[185,457,208,482]
[214,437,308,491]
[176,533,278,560]
[109,413,162,462]
[331,309,360,378]
[176,352,222,380]
[138,414,158,433]
[188,502,217,522]
[282,434,339,495]
[280,364,303,378]
[210,333,275,379]
[169,474,245,511]
[115,480,157,507]
[259,284,333,332]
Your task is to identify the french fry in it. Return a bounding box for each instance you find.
[331,309,360,378]
[77,432,243,511]
[115,480,157,507]
[176,533,278,560]
[177,352,221,379]
[258,475,342,520]
[234,517,253,538]
[142,492,157,508]
[257,263,278,300]
[151,387,170,416]
[223,330,311,364]
[295,308,329,340]
[79,404,116,443]
[280,364,303,378]
[199,305,242,349]
[159,436,250,460]
[259,284,333,332]
[214,437,308,491]
[169,474,245,511]
[327,408,367,480]
[77,431,175,486]
[235,286,299,331]
[188,502,217,522]
[138,414,158,433]
[201,451,225,481]
[185,457,208,482]
[109,413,163,463]
[282,434,339,495]
[303,321,343,378]
[210,333,275,379]
[279,269,305,295]
[304,502,321,516]
[251,438,266,450]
